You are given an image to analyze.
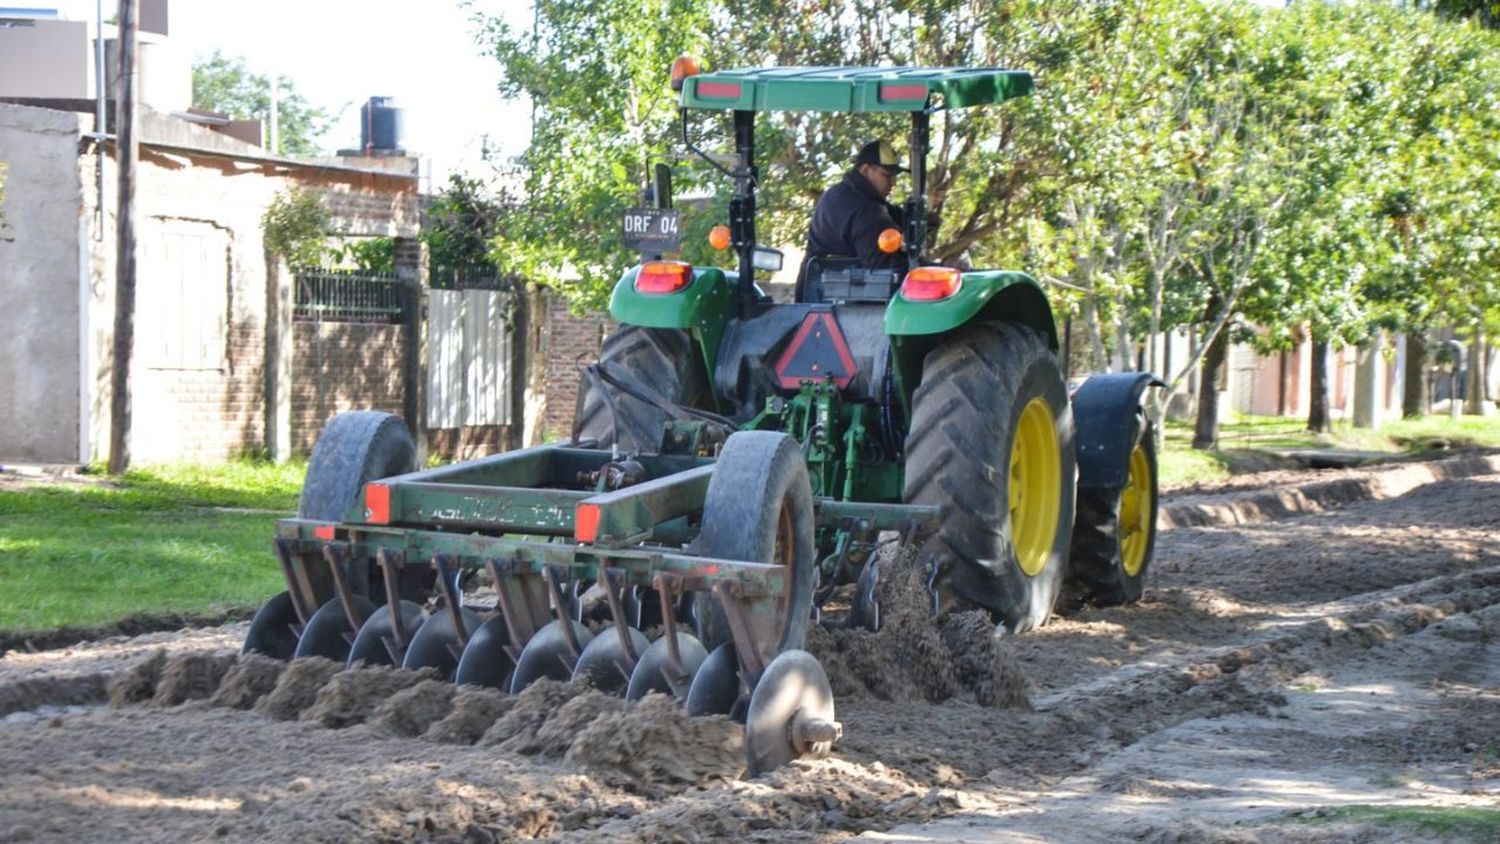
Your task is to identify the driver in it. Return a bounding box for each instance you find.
[804,139,910,275]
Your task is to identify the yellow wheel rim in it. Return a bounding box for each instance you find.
[1009,397,1061,578]
[1119,443,1153,577]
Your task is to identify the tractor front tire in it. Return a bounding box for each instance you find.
[904,322,1076,632]
[575,326,707,453]
[1066,420,1158,606]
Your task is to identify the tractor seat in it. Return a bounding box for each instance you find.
[796,255,901,304]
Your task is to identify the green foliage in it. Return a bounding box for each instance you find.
[261,187,330,267]
[475,0,1500,372]
[478,0,712,310]
[424,174,510,283]
[333,237,396,275]
[192,50,333,156]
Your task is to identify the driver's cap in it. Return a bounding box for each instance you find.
[855,140,908,174]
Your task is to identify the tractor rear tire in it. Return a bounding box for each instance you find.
[575,326,707,453]
[693,432,818,670]
[904,322,1075,633]
[298,411,418,522]
[1066,420,1157,606]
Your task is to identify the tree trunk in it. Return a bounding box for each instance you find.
[1192,296,1228,450]
[1403,331,1427,418]
[507,282,530,451]
[1083,292,1109,372]
[1466,327,1491,416]
[1308,339,1332,433]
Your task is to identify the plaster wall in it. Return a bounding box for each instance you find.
[81,140,419,463]
[0,105,88,462]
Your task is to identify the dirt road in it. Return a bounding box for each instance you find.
[1,455,1497,843]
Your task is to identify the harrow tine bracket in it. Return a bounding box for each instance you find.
[713,579,767,684]
[543,565,584,657]
[432,554,471,646]
[321,542,367,631]
[376,548,411,648]
[274,537,316,626]
[598,567,641,666]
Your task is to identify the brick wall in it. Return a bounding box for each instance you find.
[426,425,511,462]
[134,323,267,462]
[291,322,409,454]
[538,294,613,440]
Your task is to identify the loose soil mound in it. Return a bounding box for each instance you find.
[808,545,1029,708]
[301,664,438,728]
[253,656,342,721]
[368,679,456,737]
[148,652,236,707]
[424,685,513,744]
[567,693,743,792]
[106,648,166,707]
[480,679,584,752]
[209,652,287,709]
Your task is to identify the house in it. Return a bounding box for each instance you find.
[0,3,427,464]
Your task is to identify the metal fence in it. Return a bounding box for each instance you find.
[430,264,510,291]
[293,268,405,323]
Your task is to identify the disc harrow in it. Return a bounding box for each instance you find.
[244,432,935,775]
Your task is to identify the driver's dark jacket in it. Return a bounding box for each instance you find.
[805,169,908,273]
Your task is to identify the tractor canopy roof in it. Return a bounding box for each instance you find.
[679,66,1034,113]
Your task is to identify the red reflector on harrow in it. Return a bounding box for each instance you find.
[365,483,391,524]
[634,261,693,294]
[575,503,601,543]
[899,266,962,301]
[313,524,335,541]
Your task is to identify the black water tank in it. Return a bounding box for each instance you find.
[360,96,405,153]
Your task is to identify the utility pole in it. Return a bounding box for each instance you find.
[108,0,139,474]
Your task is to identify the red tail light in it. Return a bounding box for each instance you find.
[900,267,962,301]
[635,261,693,294]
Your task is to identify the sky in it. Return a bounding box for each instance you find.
[52,0,532,187]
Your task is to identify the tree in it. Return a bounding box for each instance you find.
[191,50,332,156]
[424,174,512,282]
[477,0,714,311]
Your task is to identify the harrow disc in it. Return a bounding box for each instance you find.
[347,600,427,667]
[625,631,707,701]
[402,607,483,680]
[572,626,649,695]
[454,616,517,690]
[294,596,376,662]
[242,591,301,660]
[744,649,841,777]
[848,557,881,633]
[509,619,593,694]
[685,641,742,717]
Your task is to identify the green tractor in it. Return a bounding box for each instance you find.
[243,65,1160,775]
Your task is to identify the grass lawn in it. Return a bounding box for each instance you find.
[1158,411,1500,488]
[1278,805,1500,840]
[0,461,303,635]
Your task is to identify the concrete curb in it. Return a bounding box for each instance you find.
[1160,452,1500,530]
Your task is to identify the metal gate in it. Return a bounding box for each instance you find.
[427,287,513,429]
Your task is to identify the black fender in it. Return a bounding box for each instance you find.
[1070,372,1164,489]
